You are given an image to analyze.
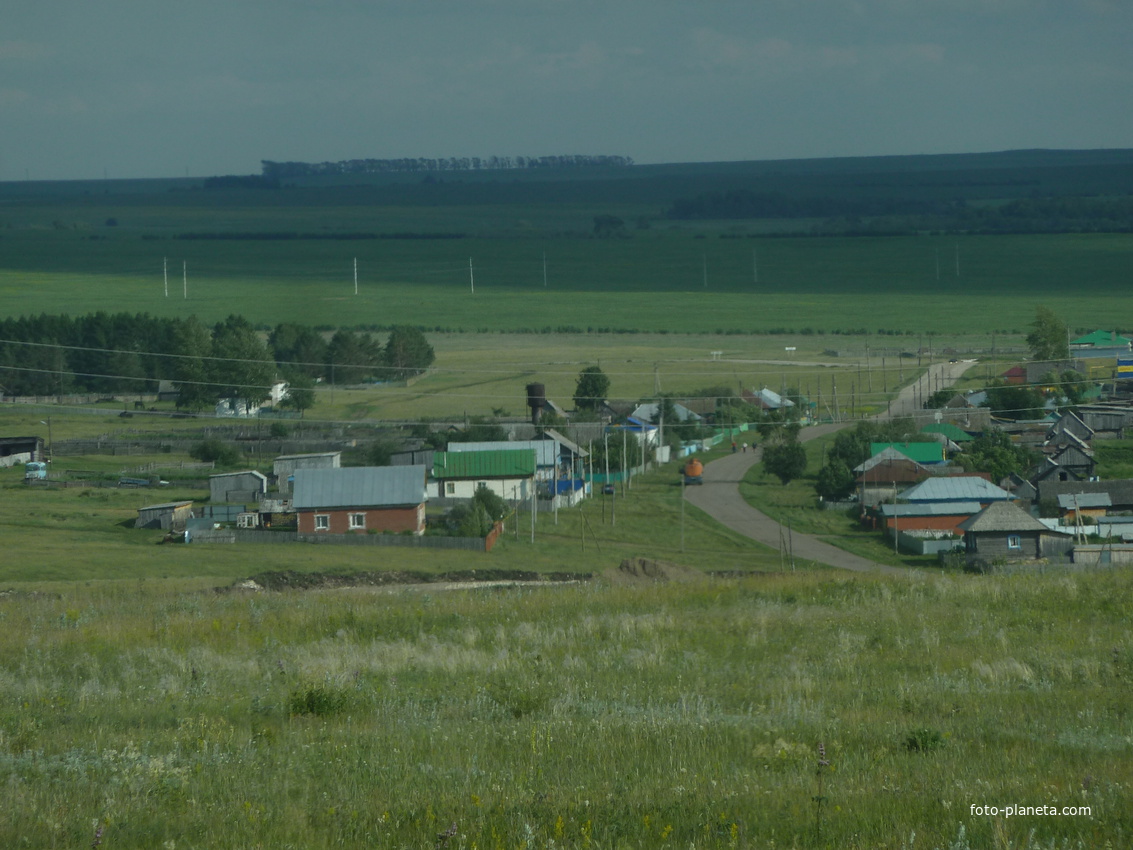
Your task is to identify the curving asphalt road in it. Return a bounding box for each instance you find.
[684,360,978,574]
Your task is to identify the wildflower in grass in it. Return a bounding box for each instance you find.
[91,821,105,848]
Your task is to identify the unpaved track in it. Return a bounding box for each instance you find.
[684,360,978,574]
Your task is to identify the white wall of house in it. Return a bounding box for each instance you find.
[437,477,533,503]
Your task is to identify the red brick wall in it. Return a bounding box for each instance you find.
[886,514,973,535]
[297,505,423,534]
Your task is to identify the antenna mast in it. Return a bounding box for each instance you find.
[354,257,358,296]
[164,257,168,298]
[182,261,187,299]
[469,257,475,294]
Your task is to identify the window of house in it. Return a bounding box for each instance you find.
[314,514,329,531]
[445,481,456,496]
[1007,534,1022,550]
[349,512,366,530]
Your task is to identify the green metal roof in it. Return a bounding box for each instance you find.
[920,422,974,442]
[870,441,944,463]
[433,449,536,479]
[1071,329,1131,347]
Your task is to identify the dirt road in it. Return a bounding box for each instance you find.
[684,360,977,574]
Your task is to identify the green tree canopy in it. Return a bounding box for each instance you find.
[573,366,610,410]
[384,326,435,378]
[957,429,1038,482]
[1025,306,1069,364]
[210,315,276,410]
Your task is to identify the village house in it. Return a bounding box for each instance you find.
[431,449,537,502]
[899,476,1015,506]
[959,500,1073,565]
[293,465,428,535]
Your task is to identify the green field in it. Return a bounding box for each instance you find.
[2,228,1131,335]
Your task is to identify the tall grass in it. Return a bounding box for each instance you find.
[0,569,1127,848]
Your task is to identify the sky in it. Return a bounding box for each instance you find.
[3,0,1132,181]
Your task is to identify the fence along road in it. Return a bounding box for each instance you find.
[684,360,979,574]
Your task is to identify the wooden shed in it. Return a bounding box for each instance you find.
[135,501,194,531]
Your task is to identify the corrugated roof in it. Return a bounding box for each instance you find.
[448,440,558,466]
[432,450,536,479]
[921,422,973,442]
[900,477,1013,502]
[292,466,426,510]
[959,501,1058,534]
[1071,330,1131,347]
[1056,492,1112,509]
[880,501,982,517]
[871,442,944,463]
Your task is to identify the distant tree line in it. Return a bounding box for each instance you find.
[261,154,634,180]
[0,312,434,409]
[171,232,465,241]
[667,189,1133,234]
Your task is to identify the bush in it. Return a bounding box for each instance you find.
[189,438,242,467]
[288,685,347,717]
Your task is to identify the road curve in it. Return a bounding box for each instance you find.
[684,360,978,574]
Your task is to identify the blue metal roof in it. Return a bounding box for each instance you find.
[899,477,1013,503]
[880,501,982,517]
[293,466,427,509]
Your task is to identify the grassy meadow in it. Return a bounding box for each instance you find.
[1,569,1128,849]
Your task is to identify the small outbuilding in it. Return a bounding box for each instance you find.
[135,500,194,531]
[208,470,269,505]
[273,451,342,493]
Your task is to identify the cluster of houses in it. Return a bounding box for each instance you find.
[136,429,596,540]
[860,399,1133,567]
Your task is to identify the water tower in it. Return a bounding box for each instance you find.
[525,382,546,425]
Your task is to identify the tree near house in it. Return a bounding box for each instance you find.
[956,429,1038,482]
[982,381,1046,421]
[573,366,610,411]
[760,422,808,485]
[210,315,276,412]
[1026,306,1069,364]
[171,315,217,411]
[278,373,316,417]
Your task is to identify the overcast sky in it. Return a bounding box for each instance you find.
[3,0,1132,181]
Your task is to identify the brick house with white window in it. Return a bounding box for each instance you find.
[293,465,428,535]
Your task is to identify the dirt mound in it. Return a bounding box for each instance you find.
[604,557,707,585]
[231,569,590,592]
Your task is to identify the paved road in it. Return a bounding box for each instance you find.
[684,360,978,574]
